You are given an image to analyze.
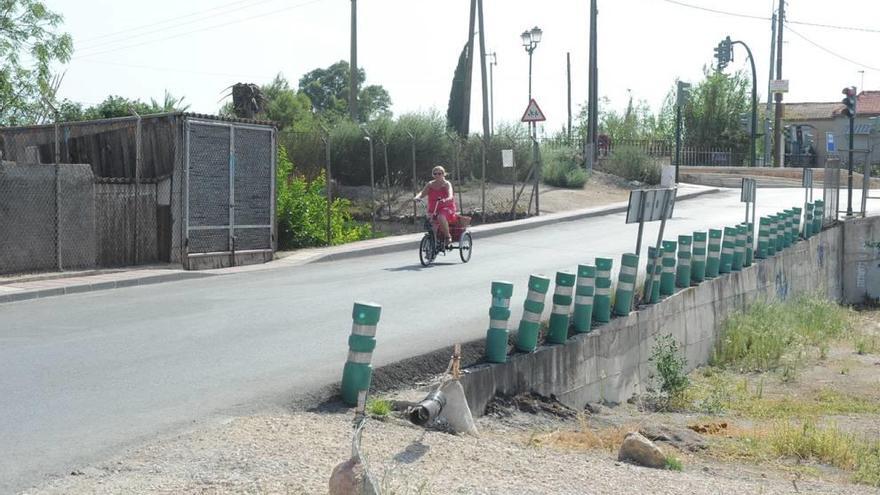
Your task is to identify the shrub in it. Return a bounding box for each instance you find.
[650,334,689,398]
[542,146,587,188]
[604,145,660,185]
[276,147,372,249]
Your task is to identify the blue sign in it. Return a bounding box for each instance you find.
[826,132,836,153]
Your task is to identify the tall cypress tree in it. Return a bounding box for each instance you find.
[446,43,471,137]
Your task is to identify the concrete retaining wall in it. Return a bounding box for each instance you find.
[460,222,846,416]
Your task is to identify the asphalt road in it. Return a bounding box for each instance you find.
[0,187,873,493]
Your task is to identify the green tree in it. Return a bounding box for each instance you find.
[0,0,73,125]
[297,60,391,123]
[57,92,189,122]
[446,43,471,137]
[260,74,316,132]
[681,68,750,152]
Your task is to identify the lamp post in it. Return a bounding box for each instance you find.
[362,129,376,227]
[521,26,542,215]
[486,51,497,135]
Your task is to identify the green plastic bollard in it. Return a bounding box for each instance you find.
[774,213,785,252]
[756,217,770,259]
[614,253,639,316]
[547,271,576,344]
[720,227,736,274]
[732,225,746,272]
[706,229,722,278]
[515,275,551,352]
[485,281,515,363]
[593,258,614,323]
[644,247,659,304]
[572,265,595,333]
[660,240,677,296]
[813,200,824,234]
[341,301,382,406]
[676,235,692,289]
[792,207,802,243]
[691,231,707,284]
[767,215,778,256]
[782,211,793,248]
[804,203,813,239]
[744,222,754,267]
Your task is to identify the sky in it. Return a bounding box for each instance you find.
[47,0,880,135]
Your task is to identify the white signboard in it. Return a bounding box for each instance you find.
[501,149,515,168]
[626,188,676,224]
[770,79,789,93]
[740,178,756,203]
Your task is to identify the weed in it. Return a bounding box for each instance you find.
[366,397,392,417]
[665,456,684,471]
[650,334,689,399]
[855,335,879,355]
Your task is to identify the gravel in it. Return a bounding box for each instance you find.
[24,396,879,495]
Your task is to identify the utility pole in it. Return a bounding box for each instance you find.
[567,52,572,141]
[772,0,785,167]
[349,0,358,121]
[587,0,598,168]
[487,52,497,135]
[477,0,490,218]
[765,11,776,167]
[461,0,477,134]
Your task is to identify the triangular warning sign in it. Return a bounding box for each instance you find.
[521,99,547,122]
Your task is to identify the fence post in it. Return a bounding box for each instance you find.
[660,241,677,296]
[614,253,639,316]
[691,231,707,284]
[341,302,382,406]
[593,258,613,323]
[720,227,736,274]
[572,264,595,333]
[485,281,514,363]
[515,274,551,352]
[547,271,576,344]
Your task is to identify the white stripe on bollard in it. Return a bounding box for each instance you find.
[555,285,574,296]
[575,295,594,305]
[351,323,378,337]
[618,281,634,292]
[662,266,675,274]
[722,247,735,254]
[552,304,569,314]
[523,311,542,323]
[620,265,638,276]
[526,290,544,303]
[678,258,691,267]
[577,280,595,289]
[595,287,611,296]
[489,319,508,329]
[597,270,611,279]
[693,241,706,250]
[347,351,373,364]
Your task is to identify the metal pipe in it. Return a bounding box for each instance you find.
[408,389,447,426]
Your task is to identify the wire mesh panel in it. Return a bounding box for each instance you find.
[0,163,57,274]
[187,122,232,253]
[233,127,274,250]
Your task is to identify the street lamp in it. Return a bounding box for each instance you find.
[521,26,542,101]
[486,51,497,135]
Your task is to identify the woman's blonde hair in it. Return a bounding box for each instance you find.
[432,165,447,176]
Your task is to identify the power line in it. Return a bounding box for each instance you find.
[75,0,281,51]
[659,0,769,21]
[788,19,880,34]
[785,24,880,72]
[74,58,273,80]
[76,0,258,44]
[73,0,327,59]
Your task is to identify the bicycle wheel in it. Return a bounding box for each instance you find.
[459,232,472,263]
[419,234,434,266]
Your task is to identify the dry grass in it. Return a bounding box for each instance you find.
[527,414,640,454]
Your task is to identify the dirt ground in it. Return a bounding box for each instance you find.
[27,310,880,494]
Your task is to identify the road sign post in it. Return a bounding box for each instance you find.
[521,99,546,217]
[627,188,676,309]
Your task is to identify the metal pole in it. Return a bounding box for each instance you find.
[847,114,854,216]
[765,12,777,166]
[644,189,672,305]
[635,195,647,256]
[528,50,533,101]
[53,108,61,270]
[773,0,785,167]
[567,51,572,141]
[325,134,332,245]
[488,52,496,135]
[407,131,416,224]
[349,0,358,121]
[477,0,490,220]
[364,133,375,228]
[533,123,539,215]
[675,104,681,183]
[382,140,391,218]
[134,112,141,264]
[732,41,759,168]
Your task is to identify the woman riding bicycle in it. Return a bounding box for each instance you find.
[413,165,457,246]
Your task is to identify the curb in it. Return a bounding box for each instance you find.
[0,272,214,305]
[311,186,722,263]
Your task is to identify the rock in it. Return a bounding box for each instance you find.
[328,457,379,495]
[640,424,707,452]
[618,432,667,469]
[585,402,611,415]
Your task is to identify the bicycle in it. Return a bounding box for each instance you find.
[415,199,472,267]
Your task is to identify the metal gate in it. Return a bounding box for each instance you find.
[185,119,275,256]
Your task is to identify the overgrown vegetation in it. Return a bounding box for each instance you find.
[711,296,852,373]
[275,148,372,249]
[664,456,684,471]
[649,334,689,404]
[603,146,660,185]
[542,147,587,188]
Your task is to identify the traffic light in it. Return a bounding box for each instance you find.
[842,86,857,118]
[713,36,733,72]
